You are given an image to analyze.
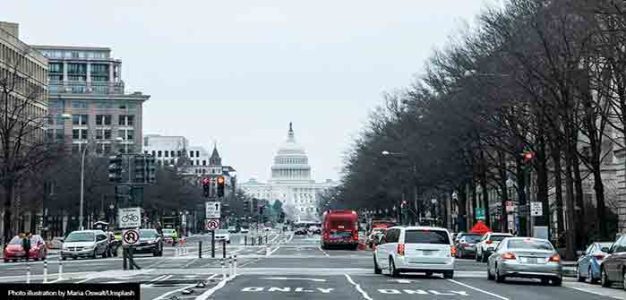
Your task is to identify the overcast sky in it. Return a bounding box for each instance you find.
[2,0,499,182]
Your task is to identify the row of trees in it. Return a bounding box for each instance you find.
[338,0,626,258]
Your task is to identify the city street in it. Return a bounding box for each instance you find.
[0,232,624,300]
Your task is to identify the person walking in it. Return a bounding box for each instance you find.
[21,233,31,261]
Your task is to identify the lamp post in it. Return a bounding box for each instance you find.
[381,150,418,225]
[79,136,124,230]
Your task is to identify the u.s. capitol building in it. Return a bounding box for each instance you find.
[240,123,337,221]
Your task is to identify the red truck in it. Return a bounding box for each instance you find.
[320,210,359,250]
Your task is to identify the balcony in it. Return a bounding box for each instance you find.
[48,80,125,95]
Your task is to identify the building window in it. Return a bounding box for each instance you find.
[118,129,134,140]
[157,151,162,157]
[177,151,181,157]
[95,115,111,126]
[190,151,194,158]
[95,129,111,140]
[72,129,88,140]
[164,151,169,157]
[202,160,206,166]
[151,150,156,156]
[72,114,88,125]
[170,151,174,157]
[118,115,135,126]
[71,144,80,154]
[196,151,199,157]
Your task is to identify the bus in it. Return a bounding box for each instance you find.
[320,210,359,250]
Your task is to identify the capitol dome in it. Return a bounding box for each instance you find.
[270,123,312,181]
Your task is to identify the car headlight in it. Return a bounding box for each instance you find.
[84,246,94,250]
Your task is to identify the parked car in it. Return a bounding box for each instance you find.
[61,230,109,260]
[308,223,322,234]
[455,233,482,258]
[162,228,178,245]
[374,226,455,278]
[133,229,163,256]
[3,235,47,262]
[487,237,562,285]
[240,227,250,234]
[294,226,308,235]
[476,232,513,262]
[600,234,626,289]
[576,241,612,284]
[215,229,231,244]
[227,226,238,233]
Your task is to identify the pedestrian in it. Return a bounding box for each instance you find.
[22,233,31,262]
[155,222,163,236]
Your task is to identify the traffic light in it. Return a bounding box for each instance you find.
[134,155,146,183]
[217,175,225,197]
[108,155,122,183]
[202,177,210,198]
[146,155,156,184]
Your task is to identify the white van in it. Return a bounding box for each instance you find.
[374,226,455,278]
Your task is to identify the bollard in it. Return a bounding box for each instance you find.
[26,262,31,284]
[251,236,255,246]
[222,240,226,259]
[43,259,48,283]
[221,258,226,280]
[266,245,270,257]
[228,256,233,276]
[258,236,262,245]
[58,257,63,280]
[233,255,237,276]
[199,241,203,259]
[244,236,247,246]
[265,234,268,244]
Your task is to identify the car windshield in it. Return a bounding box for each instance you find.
[508,239,554,250]
[65,232,94,242]
[491,235,511,242]
[9,236,22,245]
[140,230,158,238]
[330,220,353,229]
[163,229,175,235]
[462,235,481,242]
[405,230,450,244]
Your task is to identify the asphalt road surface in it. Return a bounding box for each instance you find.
[0,231,625,300]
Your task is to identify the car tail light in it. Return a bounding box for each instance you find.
[486,240,493,245]
[593,254,605,261]
[451,246,457,257]
[549,254,561,263]
[501,252,516,260]
[352,231,358,241]
[397,243,405,256]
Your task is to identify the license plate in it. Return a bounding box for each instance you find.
[521,257,537,264]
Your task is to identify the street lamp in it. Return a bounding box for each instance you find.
[79,136,124,230]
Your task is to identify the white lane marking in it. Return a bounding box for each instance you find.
[76,277,92,283]
[263,277,327,282]
[447,279,509,300]
[563,282,625,300]
[318,247,330,257]
[195,274,238,300]
[183,258,198,268]
[153,274,217,300]
[344,274,373,300]
[268,246,281,256]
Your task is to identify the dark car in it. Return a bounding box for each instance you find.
[294,226,308,235]
[133,229,163,256]
[455,233,481,258]
[600,235,626,289]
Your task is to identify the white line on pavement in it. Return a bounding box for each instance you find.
[268,246,281,256]
[318,247,330,257]
[76,277,92,283]
[152,274,218,300]
[563,282,625,300]
[344,274,373,300]
[263,277,327,282]
[447,279,509,300]
[195,274,238,300]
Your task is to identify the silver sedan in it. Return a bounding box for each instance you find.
[487,237,562,285]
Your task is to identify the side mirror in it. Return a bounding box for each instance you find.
[601,247,610,253]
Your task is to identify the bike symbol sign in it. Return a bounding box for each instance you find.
[118,207,141,228]
[123,229,140,245]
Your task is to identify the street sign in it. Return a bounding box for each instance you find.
[118,207,141,228]
[205,218,220,230]
[475,208,485,220]
[122,229,140,245]
[205,201,221,219]
[530,202,543,216]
